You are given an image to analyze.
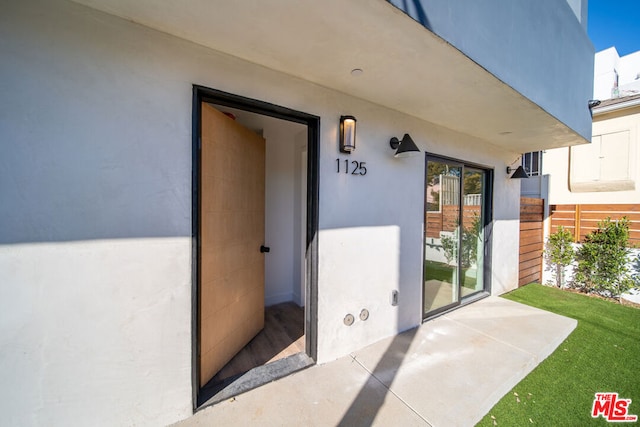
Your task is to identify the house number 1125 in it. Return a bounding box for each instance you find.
[336,158,367,176]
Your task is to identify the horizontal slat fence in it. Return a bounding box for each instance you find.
[549,204,640,245]
[519,198,544,287]
[426,205,481,238]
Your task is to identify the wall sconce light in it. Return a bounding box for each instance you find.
[339,115,357,153]
[506,165,529,179]
[389,133,420,158]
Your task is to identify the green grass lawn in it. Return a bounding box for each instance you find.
[477,284,640,426]
[424,260,477,289]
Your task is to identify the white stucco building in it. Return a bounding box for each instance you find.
[0,0,593,425]
[594,47,640,101]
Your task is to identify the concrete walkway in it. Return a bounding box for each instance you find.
[174,296,576,427]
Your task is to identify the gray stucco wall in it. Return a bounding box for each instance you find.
[0,0,527,424]
[388,0,594,142]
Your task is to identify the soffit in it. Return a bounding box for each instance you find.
[72,0,588,152]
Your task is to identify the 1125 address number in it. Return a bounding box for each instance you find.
[336,158,367,176]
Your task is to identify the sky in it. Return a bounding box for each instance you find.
[587,0,640,56]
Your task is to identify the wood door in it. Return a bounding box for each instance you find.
[199,103,266,386]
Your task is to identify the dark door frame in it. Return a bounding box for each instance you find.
[191,85,320,409]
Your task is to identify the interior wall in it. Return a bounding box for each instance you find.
[263,120,307,306]
[293,133,308,307]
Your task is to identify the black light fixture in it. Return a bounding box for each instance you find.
[588,99,601,109]
[339,115,357,153]
[506,165,529,179]
[389,133,420,158]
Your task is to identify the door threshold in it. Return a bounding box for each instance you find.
[197,352,314,410]
[422,291,490,322]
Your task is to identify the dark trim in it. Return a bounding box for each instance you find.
[198,352,314,409]
[482,168,494,297]
[190,87,201,410]
[425,152,494,172]
[305,120,320,361]
[423,291,491,322]
[191,85,320,411]
[193,85,316,125]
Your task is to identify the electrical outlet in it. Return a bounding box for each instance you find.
[391,290,399,306]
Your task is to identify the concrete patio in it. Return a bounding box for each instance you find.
[174,296,577,426]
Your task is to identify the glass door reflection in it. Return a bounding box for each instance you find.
[424,158,487,318]
[424,160,462,314]
[461,167,485,297]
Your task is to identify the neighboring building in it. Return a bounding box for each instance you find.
[594,47,640,100]
[536,47,640,290]
[544,48,640,205]
[520,150,549,199]
[0,0,593,425]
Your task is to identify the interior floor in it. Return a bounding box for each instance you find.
[423,279,480,313]
[199,301,305,401]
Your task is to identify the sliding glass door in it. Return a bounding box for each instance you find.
[423,156,490,318]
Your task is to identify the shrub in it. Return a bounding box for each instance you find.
[573,217,635,301]
[441,214,481,268]
[544,226,575,288]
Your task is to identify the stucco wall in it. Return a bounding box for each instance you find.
[565,0,589,29]
[0,0,521,424]
[594,48,640,100]
[263,120,307,306]
[388,0,594,142]
[544,108,640,204]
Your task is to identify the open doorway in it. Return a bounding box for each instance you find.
[192,87,319,409]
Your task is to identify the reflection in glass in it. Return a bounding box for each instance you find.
[424,161,461,314]
[424,160,486,317]
[461,168,484,296]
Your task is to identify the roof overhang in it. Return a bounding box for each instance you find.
[72,0,589,152]
[593,95,640,117]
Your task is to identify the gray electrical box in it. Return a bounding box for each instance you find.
[391,290,399,306]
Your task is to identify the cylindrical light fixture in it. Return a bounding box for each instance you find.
[340,115,357,153]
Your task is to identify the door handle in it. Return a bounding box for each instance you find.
[260,245,270,253]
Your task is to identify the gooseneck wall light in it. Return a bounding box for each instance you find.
[339,115,357,153]
[506,165,529,179]
[389,133,420,158]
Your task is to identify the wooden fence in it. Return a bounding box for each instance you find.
[426,205,481,238]
[519,198,544,287]
[549,204,640,245]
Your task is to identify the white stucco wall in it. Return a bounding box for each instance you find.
[594,48,640,100]
[315,103,522,361]
[594,48,622,100]
[264,120,306,306]
[0,0,522,424]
